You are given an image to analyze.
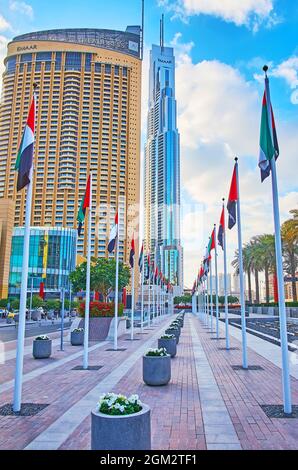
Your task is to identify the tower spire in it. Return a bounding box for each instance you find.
[160,14,164,51]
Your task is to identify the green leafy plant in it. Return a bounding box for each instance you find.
[97,393,143,416]
[160,334,175,340]
[35,335,50,341]
[73,328,84,333]
[79,302,124,318]
[145,348,168,357]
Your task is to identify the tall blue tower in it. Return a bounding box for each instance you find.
[144,24,183,292]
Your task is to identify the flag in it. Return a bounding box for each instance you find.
[39,282,45,300]
[15,95,35,192]
[259,80,279,182]
[208,228,216,253]
[154,266,158,285]
[146,253,151,280]
[218,206,225,250]
[227,164,238,230]
[138,243,144,272]
[129,236,135,268]
[77,176,91,236]
[108,213,118,253]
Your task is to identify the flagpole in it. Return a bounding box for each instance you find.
[114,212,120,351]
[264,67,292,414]
[209,253,214,333]
[83,172,92,370]
[141,258,144,333]
[148,260,151,327]
[131,263,135,341]
[13,86,37,412]
[206,273,210,328]
[214,224,220,339]
[235,158,248,369]
[222,199,230,350]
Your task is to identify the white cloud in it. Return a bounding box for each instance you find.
[168,37,298,287]
[0,15,11,32]
[9,1,34,19]
[159,0,280,30]
[253,56,298,105]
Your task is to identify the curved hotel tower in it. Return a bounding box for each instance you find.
[0,27,142,296]
[144,41,183,292]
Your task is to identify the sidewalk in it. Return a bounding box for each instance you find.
[0,313,297,450]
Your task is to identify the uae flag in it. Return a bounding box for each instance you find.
[227,164,238,230]
[77,176,91,236]
[129,236,135,268]
[108,213,118,253]
[15,96,35,192]
[259,82,279,182]
[208,228,216,253]
[146,254,151,280]
[138,243,144,272]
[154,266,158,285]
[218,207,225,250]
[203,248,211,276]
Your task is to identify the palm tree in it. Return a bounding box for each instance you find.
[251,234,276,303]
[232,244,253,303]
[282,213,298,301]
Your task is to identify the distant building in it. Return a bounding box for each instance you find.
[144,33,183,294]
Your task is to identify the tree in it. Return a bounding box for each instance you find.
[44,299,61,311]
[251,234,276,303]
[27,295,44,309]
[282,213,298,301]
[0,299,8,308]
[232,245,253,303]
[69,258,130,301]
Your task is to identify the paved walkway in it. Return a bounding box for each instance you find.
[0,313,297,450]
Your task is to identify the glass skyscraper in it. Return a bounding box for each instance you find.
[144,44,183,291]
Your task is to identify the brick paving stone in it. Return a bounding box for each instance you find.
[1,313,297,450]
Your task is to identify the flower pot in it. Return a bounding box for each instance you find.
[91,404,151,450]
[158,338,177,358]
[143,355,171,386]
[33,339,52,359]
[71,330,84,346]
[165,328,180,344]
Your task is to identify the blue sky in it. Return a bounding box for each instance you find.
[0,0,297,288]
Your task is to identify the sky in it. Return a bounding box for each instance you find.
[0,0,297,289]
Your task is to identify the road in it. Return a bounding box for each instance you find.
[0,321,71,343]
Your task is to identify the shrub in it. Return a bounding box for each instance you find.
[35,335,50,341]
[145,348,168,357]
[160,334,175,340]
[79,301,124,318]
[73,328,84,333]
[97,393,143,416]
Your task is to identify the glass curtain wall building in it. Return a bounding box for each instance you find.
[9,227,77,297]
[144,44,183,291]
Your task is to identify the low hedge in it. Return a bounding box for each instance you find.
[79,301,124,318]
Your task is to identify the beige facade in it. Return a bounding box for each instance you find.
[0,29,142,289]
[0,199,15,298]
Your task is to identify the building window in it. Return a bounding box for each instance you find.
[65,52,82,71]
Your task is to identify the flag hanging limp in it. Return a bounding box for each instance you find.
[108,213,118,254]
[15,96,35,192]
[129,236,135,268]
[227,164,238,230]
[138,243,144,273]
[218,206,225,250]
[77,176,91,237]
[259,80,279,182]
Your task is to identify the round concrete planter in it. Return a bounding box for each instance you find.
[143,355,171,386]
[71,330,84,346]
[165,328,180,344]
[91,404,151,450]
[33,340,52,359]
[158,338,177,358]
